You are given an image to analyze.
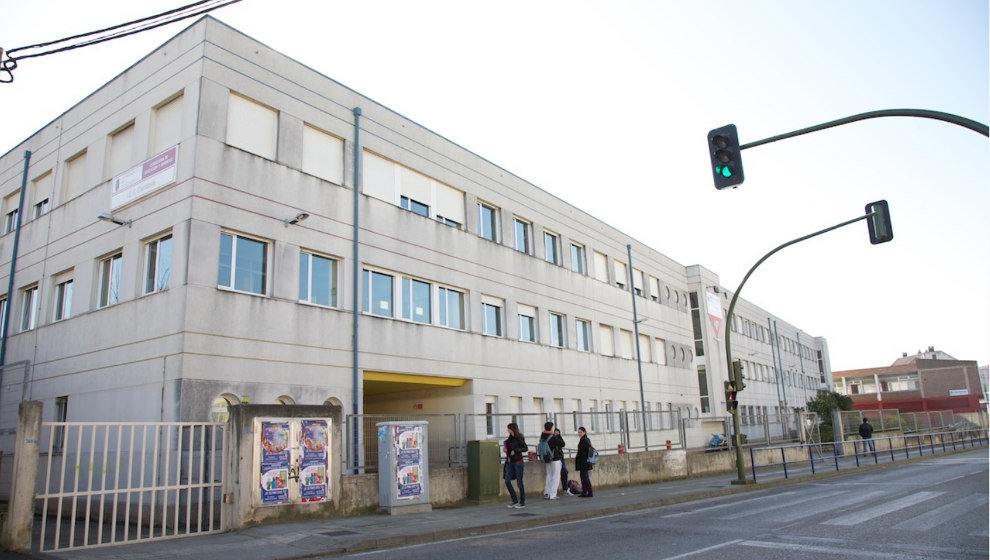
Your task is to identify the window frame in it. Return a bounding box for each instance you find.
[437,286,465,330]
[144,233,172,295]
[299,250,338,308]
[20,285,38,332]
[481,299,503,337]
[362,269,395,318]
[570,242,586,274]
[53,276,73,322]
[543,231,561,265]
[478,202,500,242]
[218,231,269,296]
[549,312,565,348]
[576,318,591,352]
[98,252,123,308]
[401,276,432,324]
[517,304,536,343]
[513,217,531,254]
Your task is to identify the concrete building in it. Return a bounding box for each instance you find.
[833,347,984,413]
[0,17,830,461]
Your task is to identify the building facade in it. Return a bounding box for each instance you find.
[0,17,831,456]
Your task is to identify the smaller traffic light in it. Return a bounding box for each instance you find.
[865,200,893,245]
[731,360,745,390]
[724,380,739,412]
[707,124,745,190]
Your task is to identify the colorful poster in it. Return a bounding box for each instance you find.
[260,421,290,504]
[706,291,724,339]
[299,419,329,502]
[394,425,423,499]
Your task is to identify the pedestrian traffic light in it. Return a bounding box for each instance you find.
[724,380,739,412]
[865,200,893,245]
[707,124,745,190]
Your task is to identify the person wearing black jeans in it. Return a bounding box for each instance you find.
[554,428,572,495]
[575,426,594,498]
[503,422,527,508]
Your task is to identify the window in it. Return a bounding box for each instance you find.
[63,150,88,202]
[697,366,711,414]
[570,242,586,274]
[599,324,614,356]
[649,276,660,301]
[549,312,565,347]
[226,93,277,159]
[108,122,136,178]
[513,217,531,254]
[576,319,591,352]
[593,251,609,283]
[31,172,52,220]
[689,291,705,357]
[362,269,394,317]
[302,125,344,184]
[478,202,499,242]
[2,208,16,235]
[543,231,561,265]
[2,190,19,235]
[401,277,431,324]
[20,285,38,331]
[299,251,337,307]
[437,286,465,329]
[400,196,430,217]
[152,94,183,154]
[481,296,503,336]
[32,199,50,220]
[144,234,172,294]
[485,397,497,437]
[53,275,73,322]
[614,260,628,289]
[98,253,122,307]
[632,268,645,296]
[218,233,268,295]
[639,333,651,362]
[618,329,634,358]
[0,297,6,335]
[655,338,667,365]
[53,396,68,453]
[517,304,536,343]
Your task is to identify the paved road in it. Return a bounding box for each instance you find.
[341,449,989,559]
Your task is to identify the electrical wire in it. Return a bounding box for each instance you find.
[1,0,243,83]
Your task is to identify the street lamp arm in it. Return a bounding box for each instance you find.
[740,109,989,150]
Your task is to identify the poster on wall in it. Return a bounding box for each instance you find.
[299,419,329,502]
[394,425,423,499]
[706,291,724,339]
[260,421,290,505]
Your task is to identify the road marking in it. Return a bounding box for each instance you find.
[660,539,744,559]
[717,489,848,520]
[738,539,936,559]
[824,491,942,526]
[892,494,989,531]
[660,491,797,518]
[769,490,887,524]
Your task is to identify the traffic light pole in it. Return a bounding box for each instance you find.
[724,211,875,484]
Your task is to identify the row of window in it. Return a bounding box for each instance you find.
[483,396,690,437]
[730,314,818,360]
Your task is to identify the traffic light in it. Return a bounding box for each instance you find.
[865,200,893,245]
[707,124,745,190]
[731,360,745,390]
[724,380,739,412]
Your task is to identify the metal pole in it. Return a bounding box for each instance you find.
[0,150,31,369]
[351,107,362,473]
[626,244,649,451]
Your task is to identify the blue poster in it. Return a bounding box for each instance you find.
[299,419,328,502]
[260,421,290,504]
[394,425,423,499]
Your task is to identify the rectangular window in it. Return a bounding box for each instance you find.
[576,319,591,352]
[401,277,431,324]
[517,304,536,343]
[152,94,183,154]
[400,195,430,217]
[32,199,50,220]
[593,251,609,283]
[638,333,651,362]
[218,233,267,295]
[478,202,499,242]
[98,253,122,308]
[656,338,667,365]
[614,260,628,289]
[618,329,634,358]
[53,276,73,322]
[599,324,614,356]
[570,242,586,274]
[632,268,645,296]
[649,276,661,301]
[2,208,16,235]
[107,122,136,178]
[481,297,503,336]
[543,231,560,265]
[302,125,344,184]
[20,285,38,331]
[31,171,52,220]
[689,291,705,357]
[549,312,565,348]
[53,396,68,453]
[698,366,711,414]
[513,217,531,254]
[0,297,6,335]
[299,251,338,307]
[485,398,497,437]
[437,286,465,329]
[63,150,88,202]
[227,93,277,159]
[362,269,394,317]
[144,234,172,294]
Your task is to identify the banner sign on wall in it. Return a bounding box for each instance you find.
[299,419,329,502]
[394,425,424,499]
[110,145,178,209]
[706,291,724,339]
[260,421,290,505]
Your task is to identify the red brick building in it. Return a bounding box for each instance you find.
[834,348,984,413]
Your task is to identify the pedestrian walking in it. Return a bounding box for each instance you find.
[575,426,594,498]
[554,428,573,495]
[859,417,875,454]
[503,422,527,508]
[539,422,565,499]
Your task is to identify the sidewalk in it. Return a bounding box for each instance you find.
[12,443,982,560]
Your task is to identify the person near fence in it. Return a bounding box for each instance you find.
[553,427,573,495]
[503,422,528,508]
[540,422,565,499]
[575,426,594,498]
[859,417,875,454]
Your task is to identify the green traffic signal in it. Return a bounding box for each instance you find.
[707,124,744,189]
[717,165,733,178]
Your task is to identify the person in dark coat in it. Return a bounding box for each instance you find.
[540,421,565,499]
[575,426,594,497]
[858,417,875,454]
[503,422,527,508]
[553,428,573,495]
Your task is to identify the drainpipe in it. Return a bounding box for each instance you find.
[0,150,31,371]
[351,107,362,473]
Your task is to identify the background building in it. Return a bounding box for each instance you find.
[0,17,830,465]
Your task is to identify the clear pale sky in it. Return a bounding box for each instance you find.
[1,1,987,372]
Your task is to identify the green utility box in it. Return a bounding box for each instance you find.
[467,440,501,503]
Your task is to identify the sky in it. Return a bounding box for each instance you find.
[1,1,987,372]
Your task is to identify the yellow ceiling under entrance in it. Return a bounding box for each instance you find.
[363,371,467,396]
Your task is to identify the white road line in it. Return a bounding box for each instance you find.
[824,491,942,526]
[661,491,797,518]
[769,490,888,524]
[659,539,744,559]
[717,489,848,520]
[738,539,933,559]
[892,494,989,531]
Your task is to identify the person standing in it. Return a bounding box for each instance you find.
[540,422,565,499]
[553,428,572,495]
[503,423,527,508]
[859,417,875,455]
[575,426,594,498]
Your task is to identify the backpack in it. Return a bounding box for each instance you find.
[537,438,554,463]
[586,445,599,464]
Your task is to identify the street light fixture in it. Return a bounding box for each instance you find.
[97,212,131,227]
[284,212,310,227]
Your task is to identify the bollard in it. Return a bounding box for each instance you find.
[665,440,672,450]
[617,443,625,454]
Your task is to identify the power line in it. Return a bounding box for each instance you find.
[1,0,243,84]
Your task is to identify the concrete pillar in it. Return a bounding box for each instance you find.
[1,401,42,551]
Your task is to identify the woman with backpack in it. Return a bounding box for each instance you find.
[575,426,594,498]
[503,423,527,509]
[539,421,565,500]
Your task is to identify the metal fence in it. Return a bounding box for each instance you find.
[839,409,959,437]
[35,421,225,551]
[344,414,459,473]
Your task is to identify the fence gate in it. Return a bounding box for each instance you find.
[35,421,225,552]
